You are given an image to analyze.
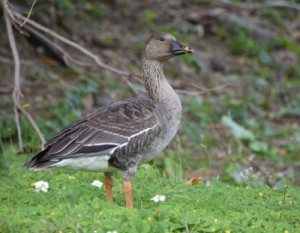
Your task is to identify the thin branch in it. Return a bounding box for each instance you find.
[18,106,47,148]
[176,84,229,96]
[120,76,141,95]
[218,0,300,11]
[1,0,20,26]
[20,0,37,26]
[0,55,35,65]
[4,8,23,151]
[187,82,208,92]
[22,24,70,66]
[3,2,46,150]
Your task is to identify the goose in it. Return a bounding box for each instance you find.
[24,32,194,208]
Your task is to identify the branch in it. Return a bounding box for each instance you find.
[2,1,46,150]
[22,24,70,66]
[0,55,34,65]
[218,0,300,11]
[1,0,20,26]
[20,0,37,26]
[175,84,229,96]
[4,8,23,151]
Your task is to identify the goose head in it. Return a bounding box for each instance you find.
[143,33,194,61]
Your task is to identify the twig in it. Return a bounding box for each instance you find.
[3,1,46,150]
[1,0,20,26]
[120,76,141,95]
[0,55,34,65]
[18,106,47,149]
[176,84,229,96]
[4,9,23,151]
[20,0,37,26]
[218,0,300,11]
[22,24,70,66]
[187,82,208,92]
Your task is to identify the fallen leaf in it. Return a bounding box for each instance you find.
[278,148,288,156]
[187,176,202,185]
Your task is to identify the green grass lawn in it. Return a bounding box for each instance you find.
[1,1,300,232]
[1,147,299,233]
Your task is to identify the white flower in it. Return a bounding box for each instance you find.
[107,231,118,233]
[152,194,166,203]
[91,180,103,188]
[33,180,49,192]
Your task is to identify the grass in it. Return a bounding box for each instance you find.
[1,147,299,233]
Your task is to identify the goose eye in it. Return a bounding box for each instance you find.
[159,37,165,41]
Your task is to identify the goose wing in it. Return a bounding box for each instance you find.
[24,98,163,169]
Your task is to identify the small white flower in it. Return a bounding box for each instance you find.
[152,194,166,203]
[91,180,103,188]
[33,180,49,192]
[107,231,118,233]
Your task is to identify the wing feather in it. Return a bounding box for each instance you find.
[24,98,163,169]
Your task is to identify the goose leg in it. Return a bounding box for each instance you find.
[123,180,133,208]
[105,174,113,204]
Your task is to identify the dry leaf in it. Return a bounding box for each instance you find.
[278,148,288,156]
[187,176,202,185]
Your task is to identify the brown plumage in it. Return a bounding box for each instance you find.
[24,32,194,208]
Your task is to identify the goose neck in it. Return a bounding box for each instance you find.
[142,58,175,100]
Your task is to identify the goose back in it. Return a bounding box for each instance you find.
[24,97,176,173]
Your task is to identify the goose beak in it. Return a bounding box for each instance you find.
[170,40,194,55]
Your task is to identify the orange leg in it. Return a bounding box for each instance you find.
[105,175,113,204]
[123,180,133,208]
